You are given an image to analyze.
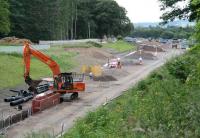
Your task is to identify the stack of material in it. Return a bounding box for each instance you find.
[32,91,60,114]
[139,44,165,52]
[0,36,32,45]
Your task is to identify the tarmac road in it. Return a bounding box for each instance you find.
[5,49,183,138]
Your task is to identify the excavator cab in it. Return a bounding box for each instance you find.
[54,73,74,90]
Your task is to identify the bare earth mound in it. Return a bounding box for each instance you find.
[65,47,115,72]
[125,51,157,60]
[102,68,129,80]
[93,75,117,82]
[139,44,165,52]
[0,37,32,45]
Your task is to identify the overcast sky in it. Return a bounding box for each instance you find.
[115,0,162,23]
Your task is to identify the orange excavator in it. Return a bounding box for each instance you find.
[23,42,85,100]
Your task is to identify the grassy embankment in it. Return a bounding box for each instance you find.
[63,46,200,138]
[103,40,135,52]
[0,47,76,89]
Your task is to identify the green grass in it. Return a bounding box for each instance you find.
[62,45,200,138]
[0,47,76,89]
[103,40,135,52]
[54,41,103,49]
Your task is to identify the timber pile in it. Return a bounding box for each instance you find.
[0,37,32,45]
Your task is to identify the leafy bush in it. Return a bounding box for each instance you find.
[117,35,123,40]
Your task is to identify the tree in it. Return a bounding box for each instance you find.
[8,0,132,41]
[159,0,200,22]
[0,0,10,35]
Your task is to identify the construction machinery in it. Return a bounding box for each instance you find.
[23,42,85,101]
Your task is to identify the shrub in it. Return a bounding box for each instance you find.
[86,41,102,48]
[117,35,123,40]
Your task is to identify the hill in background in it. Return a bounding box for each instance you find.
[134,20,195,28]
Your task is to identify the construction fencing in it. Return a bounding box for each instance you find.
[0,109,32,134]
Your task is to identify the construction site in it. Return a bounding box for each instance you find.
[0,38,184,138]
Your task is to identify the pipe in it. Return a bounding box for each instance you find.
[4,96,23,102]
[10,95,33,106]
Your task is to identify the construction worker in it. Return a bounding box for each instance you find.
[139,56,143,65]
[117,58,122,69]
[89,72,93,80]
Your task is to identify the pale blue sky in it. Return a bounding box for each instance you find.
[115,0,162,23]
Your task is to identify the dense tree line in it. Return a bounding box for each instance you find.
[0,0,133,42]
[0,0,10,35]
[131,26,194,39]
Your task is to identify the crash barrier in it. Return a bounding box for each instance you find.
[32,92,60,114]
[81,65,102,77]
[0,109,32,133]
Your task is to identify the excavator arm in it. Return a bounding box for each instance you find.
[23,42,61,87]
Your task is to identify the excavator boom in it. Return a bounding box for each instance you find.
[23,42,61,83]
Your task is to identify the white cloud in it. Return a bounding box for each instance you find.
[115,0,162,23]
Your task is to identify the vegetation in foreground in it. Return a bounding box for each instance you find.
[62,46,200,138]
[103,40,135,52]
[0,47,76,89]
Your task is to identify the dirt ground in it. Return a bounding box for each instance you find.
[0,44,184,138]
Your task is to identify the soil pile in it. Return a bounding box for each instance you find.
[66,47,115,71]
[103,68,129,79]
[0,37,32,45]
[66,47,114,59]
[125,50,156,60]
[93,75,117,82]
[139,44,165,52]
